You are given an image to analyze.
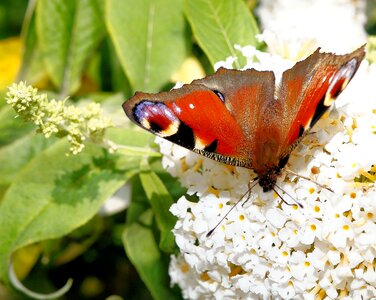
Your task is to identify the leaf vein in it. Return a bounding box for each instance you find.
[207,0,239,68]
[144,1,155,89]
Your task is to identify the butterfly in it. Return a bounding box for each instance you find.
[123,46,365,194]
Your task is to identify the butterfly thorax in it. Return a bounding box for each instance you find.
[257,166,282,192]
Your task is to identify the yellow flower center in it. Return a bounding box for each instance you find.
[181,263,189,273]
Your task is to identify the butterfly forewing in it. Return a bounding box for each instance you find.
[192,68,276,139]
[123,84,253,167]
[277,46,365,158]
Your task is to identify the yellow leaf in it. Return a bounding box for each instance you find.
[171,56,205,84]
[0,37,21,89]
[13,244,42,280]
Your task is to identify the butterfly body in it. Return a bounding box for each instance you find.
[123,46,365,192]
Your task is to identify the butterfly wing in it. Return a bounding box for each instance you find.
[276,46,365,160]
[192,68,281,172]
[123,46,365,173]
[123,68,276,168]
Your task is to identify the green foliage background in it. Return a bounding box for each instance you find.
[0,0,260,299]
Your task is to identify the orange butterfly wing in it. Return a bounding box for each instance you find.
[123,46,365,186]
[275,46,365,160]
[123,69,276,168]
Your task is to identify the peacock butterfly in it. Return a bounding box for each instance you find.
[123,46,365,194]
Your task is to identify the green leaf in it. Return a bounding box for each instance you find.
[102,38,133,97]
[125,176,149,224]
[151,161,187,201]
[36,0,106,95]
[106,0,189,92]
[107,127,161,158]
[0,134,55,197]
[139,170,176,252]
[185,0,259,68]
[106,125,151,144]
[123,209,178,300]
[0,140,135,282]
[0,90,6,110]
[0,106,34,147]
[117,146,161,157]
[17,0,37,81]
[18,17,48,84]
[17,0,47,84]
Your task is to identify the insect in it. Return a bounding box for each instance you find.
[123,46,365,197]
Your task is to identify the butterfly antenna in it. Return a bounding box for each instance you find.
[273,185,303,208]
[206,179,258,237]
[286,169,333,192]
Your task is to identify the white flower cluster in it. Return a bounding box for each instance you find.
[160,16,376,300]
[162,1,375,299]
[256,0,367,59]
[161,48,376,299]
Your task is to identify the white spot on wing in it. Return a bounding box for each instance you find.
[172,103,182,114]
[164,107,175,119]
[189,103,195,109]
[321,74,328,84]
